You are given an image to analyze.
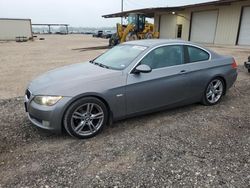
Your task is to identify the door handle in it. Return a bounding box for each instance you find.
[179,70,187,74]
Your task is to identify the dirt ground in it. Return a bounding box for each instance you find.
[0,35,250,187]
[0,34,108,99]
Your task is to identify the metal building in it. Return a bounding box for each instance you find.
[0,18,33,41]
[103,0,250,46]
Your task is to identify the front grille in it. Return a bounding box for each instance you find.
[25,89,31,99]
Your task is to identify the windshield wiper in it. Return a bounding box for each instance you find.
[89,60,110,69]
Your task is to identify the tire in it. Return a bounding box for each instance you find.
[145,33,153,39]
[248,69,250,73]
[125,32,138,42]
[202,77,225,106]
[109,34,119,47]
[63,97,108,139]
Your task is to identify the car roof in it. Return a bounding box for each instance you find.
[123,39,219,59]
[123,39,220,59]
[125,39,204,48]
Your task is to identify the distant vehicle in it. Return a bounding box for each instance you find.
[24,40,237,139]
[93,30,103,38]
[55,31,67,35]
[102,30,115,39]
[84,31,95,35]
[244,56,250,73]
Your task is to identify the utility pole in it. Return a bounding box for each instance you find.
[121,0,123,24]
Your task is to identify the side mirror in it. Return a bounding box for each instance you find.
[133,64,152,74]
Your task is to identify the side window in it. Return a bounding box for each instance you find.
[187,46,209,63]
[140,45,183,69]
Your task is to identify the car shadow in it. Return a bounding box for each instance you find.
[72,45,111,52]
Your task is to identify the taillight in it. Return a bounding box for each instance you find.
[232,59,238,69]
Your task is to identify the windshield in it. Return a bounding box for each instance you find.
[128,15,137,25]
[92,44,147,70]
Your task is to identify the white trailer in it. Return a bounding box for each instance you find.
[0,18,33,41]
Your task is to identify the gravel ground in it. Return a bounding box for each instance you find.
[0,36,250,187]
[0,65,249,187]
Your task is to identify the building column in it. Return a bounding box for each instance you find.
[66,25,69,34]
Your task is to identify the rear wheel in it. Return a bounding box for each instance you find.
[202,78,225,106]
[145,33,153,39]
[126,32,138,41]
[64,97,108,139]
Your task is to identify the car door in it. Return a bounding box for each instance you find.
[182,45,211,99]
[125,45,190,115]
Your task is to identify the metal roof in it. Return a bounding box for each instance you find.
[0,18,31,21]
[102,0,245,18]
[102,7,182,18]
[32,24,69,26]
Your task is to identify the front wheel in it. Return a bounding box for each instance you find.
[202,78,225,106]
[63,97,108,139]
[109,34,119,47]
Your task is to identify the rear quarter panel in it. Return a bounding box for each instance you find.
[185,55,237,100]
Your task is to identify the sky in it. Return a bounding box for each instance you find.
[0,0,215,27]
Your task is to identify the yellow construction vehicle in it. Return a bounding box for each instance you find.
[109,13,159,46]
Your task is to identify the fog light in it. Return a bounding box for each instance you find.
[42,121,50,127]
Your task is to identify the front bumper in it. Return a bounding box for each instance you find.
[24,92,72,133]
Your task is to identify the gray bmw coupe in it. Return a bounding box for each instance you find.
[25,40,237,138]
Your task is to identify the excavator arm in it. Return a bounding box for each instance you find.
[120,24,135,43]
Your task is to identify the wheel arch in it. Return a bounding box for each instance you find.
[61,93,113,130]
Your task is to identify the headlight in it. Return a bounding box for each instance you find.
[33,96,62,106]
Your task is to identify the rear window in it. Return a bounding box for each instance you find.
[187,46,209,63]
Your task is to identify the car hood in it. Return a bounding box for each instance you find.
[28,62,123,96]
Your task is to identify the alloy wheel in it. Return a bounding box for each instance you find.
[206,79,224,104]
[70,103,104,136]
